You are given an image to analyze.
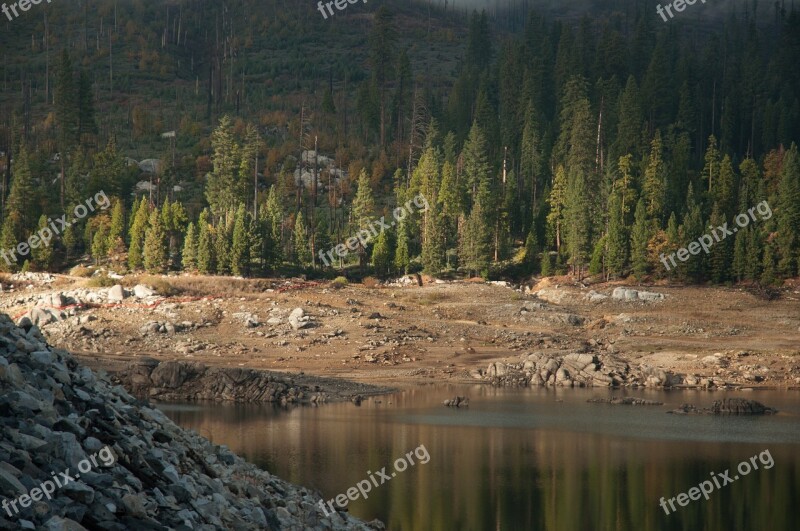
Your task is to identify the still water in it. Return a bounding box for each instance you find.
[160,385,800,531]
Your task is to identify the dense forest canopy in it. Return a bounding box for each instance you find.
[0,0,798,285]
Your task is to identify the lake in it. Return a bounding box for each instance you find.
[160,384,800,530]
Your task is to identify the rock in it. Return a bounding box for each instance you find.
[668,398,777,415]
[637,290,665,301]
[587,397,664,405]
[107,285,126,302]
[443,396,469,407]
[612,287,639,300]
[42,517,89,531]
[288,308,311,330]
[133,285,156,298]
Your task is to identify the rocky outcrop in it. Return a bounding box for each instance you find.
[0,313,381,530]
[611,287,665,302]
[442,396,469,407]
[478,352,685,388]
[587,397,664,405]
[668,398,777,415]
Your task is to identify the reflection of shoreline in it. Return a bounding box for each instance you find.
[160,387,800,530]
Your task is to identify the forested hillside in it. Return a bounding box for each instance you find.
[1,0,799,285]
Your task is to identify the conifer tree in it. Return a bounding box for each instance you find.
[293,211,311,267]
[606,191,628,278]
[732,227,748,282]
[708,204,731,283]
[91,224,109,265]
[182,222,198,271]
[31,215,53,270]
[0,219,17,272]
[106,199,126,259]
[776,144,800,276]
[143,210,167,273]
[459,200,491,278]
[231,204,251,276]
[215,214,232,275]
[631,198,650,279]
[127,197,150,270]
[546,165,568,251]
[524,227,539,273]
[196,209,215,274]
[371,229,393,276]
[394,216,411,274]
[643,130,666,224]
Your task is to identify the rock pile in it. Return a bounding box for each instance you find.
[116,359,313,404]
[587,397,664,405]
[477,352,684,388]
[668,398,777,415]
[0,313,381,530]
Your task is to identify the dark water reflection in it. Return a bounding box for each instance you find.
[160,385,800,530]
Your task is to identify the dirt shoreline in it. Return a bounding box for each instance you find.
[2,272,799,395]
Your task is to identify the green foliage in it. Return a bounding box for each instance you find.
[231,204,252,276]
[182,222,198,271]
[127,197,150,270]
[196,209,215,275]
[143,209,168,273]
[371,229,393,277]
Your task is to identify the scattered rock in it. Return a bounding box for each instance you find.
[668,398,777,415]
[443,396,469,407]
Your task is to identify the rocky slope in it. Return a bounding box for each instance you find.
[0,313,381,530]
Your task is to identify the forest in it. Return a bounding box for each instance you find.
[0,0,799,285]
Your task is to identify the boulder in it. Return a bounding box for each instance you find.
[107,285,126,302]
[133,285,156,298]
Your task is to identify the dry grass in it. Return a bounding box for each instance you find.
[362,276,380,289]
[330,276,349,289]
[70,265,95,278]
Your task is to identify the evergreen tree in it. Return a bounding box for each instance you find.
[776,144,800,276]
[607,190,628,278]
[106,199,126,259]
[206,116,241,218]
[371,229,393,276]
[563,167,590,278]
[127,197,150,270]
[214,215,232,275]
[708,204,730,283]
[293,211,311,267]
[394,216,411,274]
[459,200,491,278]
[91,224,109,265]
[524,227,539,273]
[266,184,284,264]
[5,145,36,231]
[631,198,650,280]
[143,209,167,273]
[182,222,198,271]
[77,68,98,138]
[196,209,215,274]
[546,165,568,251]
[643,130,666,224]
[540,250,553,277]
[31,215,53,270]
[732,226,748,282]
[0,219,18,272]
[230,204,251,276]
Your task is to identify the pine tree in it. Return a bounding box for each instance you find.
[643,130,666,224]
[0,218,18,272]
[143,210,167,273]
[563,167,590,278]
[315,219,333,270]
[230,204,251,276]
[182,222,198,271]
[266,184,284,264]
[214,214,232,275]
[77,68,98,138]
[776,144,800,276]
[459,200,491,278]
[708,204,731,283]
[5,145,36,230]
[631,198,650,280]
[745,226,762,281]
[540,250,553,277]
[293,211,311,267]
[732,227,748,282]
[106,199,126,260]
[546,165,568,251]
[607,190,628,278]
[31,215,53,270]
[524,227,539,273]
[91,224,109,265]
[351,169,375,264]
[394,216,411,274]
[371,229,393,276]
[196,209,215,274]
[127,197,150,270]
[206,116,242,218]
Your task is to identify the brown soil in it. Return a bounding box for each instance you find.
[3,274,800,389]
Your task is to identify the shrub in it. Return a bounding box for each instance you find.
[362,276,380,288]
[331,276,349,289]
[70,265,95,278]
[86,274,116,288]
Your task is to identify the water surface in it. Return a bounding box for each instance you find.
[160,385,800,530]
